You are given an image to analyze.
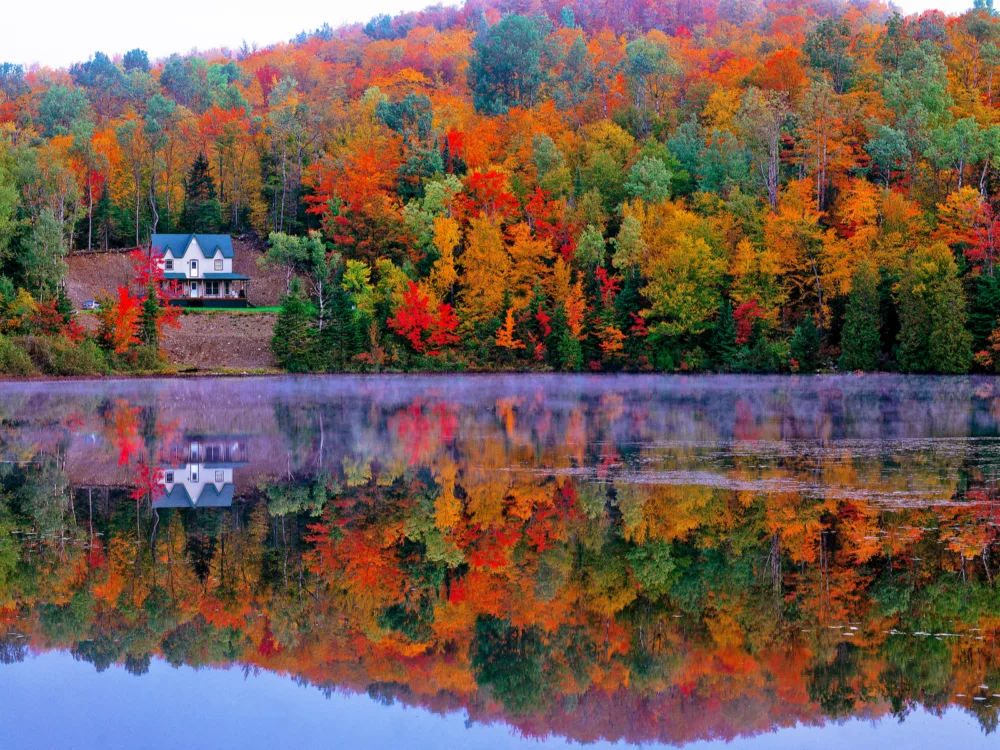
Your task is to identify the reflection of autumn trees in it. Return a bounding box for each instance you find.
[8,381,1000,743]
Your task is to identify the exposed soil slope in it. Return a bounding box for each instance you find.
[162,312,277,370]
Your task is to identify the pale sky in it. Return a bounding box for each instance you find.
[0,0,979,70]
[3,0,461,69]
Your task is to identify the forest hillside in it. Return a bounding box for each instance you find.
[2,0,1000,374]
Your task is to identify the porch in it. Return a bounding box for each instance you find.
[166,273,251,308]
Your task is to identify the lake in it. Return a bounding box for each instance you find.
[3,374,1000,749]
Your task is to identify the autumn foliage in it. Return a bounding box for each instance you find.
[8,0,1000,375]
[387,281,460,355]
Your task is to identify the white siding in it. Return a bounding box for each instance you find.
[161,464,234,505]
[187,238,204,278]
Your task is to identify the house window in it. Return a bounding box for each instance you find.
[165,471,174,484]
[225,281,231,297]
[190,259,198,274]
[191,470,199,483]
[206,281,221,296]
[164,259,173,271]
[215,258,223,271]
[215,470,225,483]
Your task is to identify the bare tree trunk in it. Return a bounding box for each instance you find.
[88,178,93,251]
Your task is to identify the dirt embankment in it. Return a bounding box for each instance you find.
[77,310,277,370]
[65,234,289,308]
[162,312,277,370]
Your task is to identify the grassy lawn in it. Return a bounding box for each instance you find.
[180,306,281,314]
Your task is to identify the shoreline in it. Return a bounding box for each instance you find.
[0,369,983,384]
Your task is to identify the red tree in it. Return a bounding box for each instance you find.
[388,282,459,355]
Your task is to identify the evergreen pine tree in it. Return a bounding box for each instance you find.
[546,303,571,370]
[272,278,316,372]
[967,273,1000,352]
[615,270,646,362]
[56,285,74,325]
[839,262,881,371]
[139,280,161,347]
[790,314,821,372]
[558,327,583,371]
[709,298,738,370]
[898,243,972,373]
[180,152,223,233]
[315,278,358,371]
[928,276,973,373]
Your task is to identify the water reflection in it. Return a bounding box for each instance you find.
[156,435,248,509]
[4,375,1000,746]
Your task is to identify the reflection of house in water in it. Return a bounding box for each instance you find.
[156,435,249,509]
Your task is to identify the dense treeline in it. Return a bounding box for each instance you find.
[8,0,1000,372]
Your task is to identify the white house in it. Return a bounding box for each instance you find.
[155,434,249,509]
[151,233,250,307]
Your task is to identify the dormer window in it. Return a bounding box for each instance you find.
[164,259,173,271]
[215,258,223,271]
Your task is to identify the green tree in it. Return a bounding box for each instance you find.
[19,209,67,299]
[624,156,672,203]
[709,299,738,370]
[803,18,856,94]
[179,152,222,232]
[139,281,162,348]
[469,15,551,115]
[272,278,316,372]
[839,262,881,371]
[37,85,91,136]
[790,314,821,372]
[897,243,973,373]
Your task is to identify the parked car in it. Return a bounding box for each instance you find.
[81,300,100,310]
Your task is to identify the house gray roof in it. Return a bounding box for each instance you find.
[204,272,249,280]
[151,234,235,259]
[154,483,235,509]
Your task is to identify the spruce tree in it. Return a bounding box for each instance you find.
[56,286,74,325]
[790,314,821,372]
[839,262,881,371]
[898,243,972,373]
[928,275,973,373]
[968,272,1000,352]
[315,278,358,371]
[547,303,581,371]
[272,279,316,372]
[180,152,222,233]
[139,281,161,347]
[709,299,738,371]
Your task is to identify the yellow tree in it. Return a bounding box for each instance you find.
[822,178,880,297]
[642,233,727,341]
[765,179,832,329]
[507,222,552,306]
[495,308,525,350]
[458,216,509,330]
[428,216,460,300]
[729,238,785,325]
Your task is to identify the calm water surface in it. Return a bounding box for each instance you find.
[3,374,1000,748]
